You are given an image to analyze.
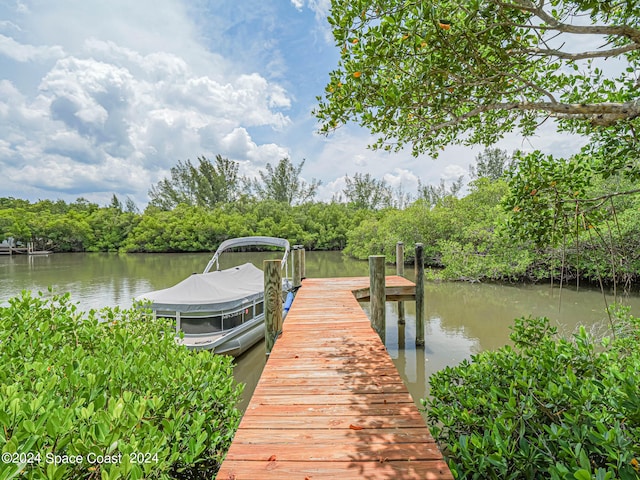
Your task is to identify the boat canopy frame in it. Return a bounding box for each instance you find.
[203,236,291,275]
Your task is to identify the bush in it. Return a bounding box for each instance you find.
[0,292,242,479]
[438,238,533,282]
[426,315,640,480]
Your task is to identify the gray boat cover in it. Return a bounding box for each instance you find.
[136,263,263,313]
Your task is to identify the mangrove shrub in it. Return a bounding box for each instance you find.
[426,315,640,479]
[0,292,242,479]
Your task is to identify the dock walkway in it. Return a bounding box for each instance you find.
[217,276,453,479]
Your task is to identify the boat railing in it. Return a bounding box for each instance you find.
[203,236,291,277]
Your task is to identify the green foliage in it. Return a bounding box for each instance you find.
[0,291,242,479]
[317,1,640,157]
[0,196,363,254]
[0,198,105,252]
[504,155,640,285]
[318,0,639,273]
[251,158,321,206]
[344,214,386,259]
[121,200,361,253]
[343,173,640,285]
[469,148,516,181]
[148,155,242,210]
[44,213,94,252]
[341,172,393,209]
[1,160,638,288]
[504,151,600,248]
[438,238,532,283]
[86,208,139,253]
[344,178,521,275]
[426,315,640,480]
[292,202,364,250]
[417,177,464,208]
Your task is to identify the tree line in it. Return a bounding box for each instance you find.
[0,154,463,254]
[146,155,422,211]
[1,148,638,286]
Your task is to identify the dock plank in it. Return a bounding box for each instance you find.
[228,427,435,445]
[216,276,453,480]
[218,460,451,480]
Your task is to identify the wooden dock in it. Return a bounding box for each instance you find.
[217,276,453,480]
[0,245,52,255]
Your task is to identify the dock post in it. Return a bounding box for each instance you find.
[292,246,302,288]
[264,259,283,355]
[369,255,386,343]
[415,243,425,347]
[300,246,306,279]
[396,242,405,276]
[396,241,405,325]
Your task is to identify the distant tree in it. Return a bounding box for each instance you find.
[69,198,99,215]
[194,155,241,206]
[148,155,242,210]
[252,158,321,205]
[342,172,392,210]
[109,194,123,212]
[391,183,413,209]
[30,199,69,215]
[148,160,196,209]
[418,176,464,207]
[45,213,93,252]
[124,197,139,214]
[0,197,30,209]
[469,148,516,181]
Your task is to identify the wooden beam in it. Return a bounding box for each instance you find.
[264,259,282,355]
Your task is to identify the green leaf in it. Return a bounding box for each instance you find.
[574,469,592,480]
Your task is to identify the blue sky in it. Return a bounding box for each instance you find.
[0,0,587,207]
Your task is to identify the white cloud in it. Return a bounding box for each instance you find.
[0,2,296,205]
[0,0,592,209]
[383,168,420,190]
[441,164,467,181]
[0,33,64,62]
[0,139,11,157]
[317,175,346,202]
[0,20,21,31]
[15,1,30,15]
[299,0,331,21]
[290,0,304,10]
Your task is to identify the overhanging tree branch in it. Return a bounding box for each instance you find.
[318,0,640,156]
[524,43,640,60]
[497,0,640,43]
[428,101,640,133]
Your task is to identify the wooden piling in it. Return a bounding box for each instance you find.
[415,243,425,347]
[396,242,405,325]
[368,255,386,343]
[264,259,283,355]
[396,242,404,277]
[292,246,302,289]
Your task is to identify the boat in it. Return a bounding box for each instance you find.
[136,236,293,356]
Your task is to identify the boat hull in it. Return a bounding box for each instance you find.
[180,314,265,356]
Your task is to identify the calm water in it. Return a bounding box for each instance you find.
[2,251,639,411]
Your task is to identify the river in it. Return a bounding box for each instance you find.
[2,251,639,412]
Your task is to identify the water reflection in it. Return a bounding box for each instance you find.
[232,339,267,412]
